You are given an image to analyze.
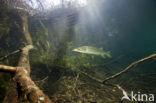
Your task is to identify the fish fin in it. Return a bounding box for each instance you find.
[106,51,112,58]
[101,53,107,58]
[91,55,94,59]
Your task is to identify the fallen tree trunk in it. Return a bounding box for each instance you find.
[1,45,52,103]
[1,8,52,102]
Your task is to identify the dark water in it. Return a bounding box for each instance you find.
[0,0,156,102]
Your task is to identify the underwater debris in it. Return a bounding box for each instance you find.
[72,46,111,58]
[103,54,156,83]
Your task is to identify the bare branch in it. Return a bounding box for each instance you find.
[14,68,51,103]
[2,45,52,103]
[0,65,17,73]
[80,71,131,100]
[81,71,103,84]
[81,71,139,102]
[0,49,21,61]
[81,54,156,102]
[103,54,156,83]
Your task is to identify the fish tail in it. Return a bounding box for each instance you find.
[103,51,111,58]
[101,51,111,58]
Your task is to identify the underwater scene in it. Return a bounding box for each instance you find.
[0,0,156,103]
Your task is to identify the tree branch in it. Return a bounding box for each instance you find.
[103,54,156,83]
[0,65,17,73]
[1,7,52,102]
[14,67,51,103]
[2,45,52,103]
[18,45,33,74]
[81,54,156,102]
[81,71,140,102]
[0,49,21,61]
[80,71,130,99]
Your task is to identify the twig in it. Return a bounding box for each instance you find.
[81,71,103,84]
[73,72,79,94]
[103,54,156,83]
[80,71,139,103]
[36,0,44,10]
[0,49,21,61]
[35,76,48,82]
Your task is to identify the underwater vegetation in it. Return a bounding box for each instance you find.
[0,0,156,103]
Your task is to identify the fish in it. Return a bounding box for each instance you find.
[72,46,111,58]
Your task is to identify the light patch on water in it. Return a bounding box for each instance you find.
[27,0,87,10]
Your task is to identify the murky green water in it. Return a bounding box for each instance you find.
[0,0,156,102]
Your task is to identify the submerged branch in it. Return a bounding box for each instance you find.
[14,68,51,103]
[0,65,17,73]
[81,71,140,102]
[103,54,156,83]
[81,71,103,84]
[20,15,33,45]
[80,71,130,101]
[81,54,156,102]
[18,45,33,74]
[0,49,21,61]
[1,45,52,103]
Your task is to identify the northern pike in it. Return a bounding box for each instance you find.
[72,46,111,58]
